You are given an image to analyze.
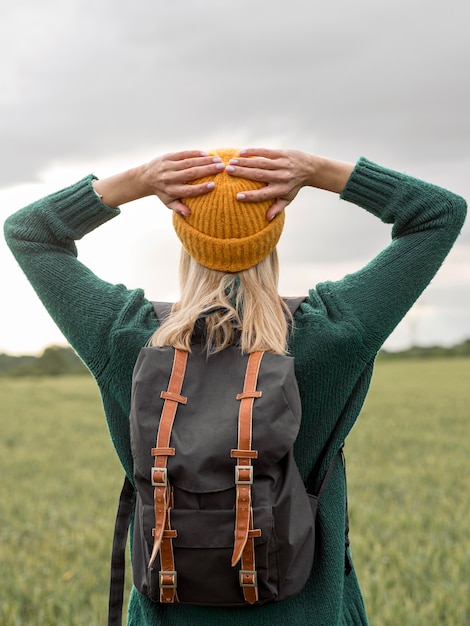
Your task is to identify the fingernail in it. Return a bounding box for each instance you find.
[212,157,222,162]
[239,149,247,155]
[237,192,246,200]
[215,162,225,170]
[200,151,208,156]
[229,158,238,165]
[207,182,216,189]
[226,165,235,173]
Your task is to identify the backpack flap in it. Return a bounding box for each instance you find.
[131,344,302,494]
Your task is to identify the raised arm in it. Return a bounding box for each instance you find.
[228,149,467,355]
[3,151,225,376]
[331,158,467,353]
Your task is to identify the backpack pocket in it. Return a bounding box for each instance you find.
[141,504,280,606]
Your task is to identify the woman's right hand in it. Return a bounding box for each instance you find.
[93,150,225,214]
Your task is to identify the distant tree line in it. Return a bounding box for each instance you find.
[378,339,470,360]
[0,346,89,377]
[1,339,469,377]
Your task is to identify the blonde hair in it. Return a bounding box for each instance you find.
[150,248,291,355]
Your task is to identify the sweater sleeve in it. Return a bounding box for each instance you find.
[317,158,467,356]
[3,175,154,378]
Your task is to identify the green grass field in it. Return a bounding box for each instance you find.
[1,358,469,625]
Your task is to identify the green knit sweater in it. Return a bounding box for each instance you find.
[4,158,466,626]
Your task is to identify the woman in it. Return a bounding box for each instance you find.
[4,148,466,625]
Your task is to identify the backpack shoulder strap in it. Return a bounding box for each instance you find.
[305,442,351,575]
[283,296,306,315]
[311,447,340,499]
[107,476,134,626]
[152,301,173,323]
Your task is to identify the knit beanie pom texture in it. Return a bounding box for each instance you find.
[173,148,285,273]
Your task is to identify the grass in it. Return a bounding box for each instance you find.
[0,377,128,626]
[346,358,470,626]
[0,358,469,625]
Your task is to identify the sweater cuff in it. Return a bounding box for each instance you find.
[47,174,120,240]
[340,157,407,223]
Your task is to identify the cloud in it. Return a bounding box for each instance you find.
[1,0,469,353]
[2,0,470,184]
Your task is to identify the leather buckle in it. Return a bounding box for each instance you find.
[151,467,168,487]
[239,570,257,587]
[235,465,253,485]
[159,570,177,589]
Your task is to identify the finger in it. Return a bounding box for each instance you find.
[170,155,224,172]
[235,185,284,203]
[238,148,286,160]
[166,181,216,215]
[227,162,288,186]
[227,156,278,172]
[226,165,272,183]
[175,181,216,199]
[266,199,289,221]
[177,161,225,181]
[165,150,209,161]
[183,180,217,196]
[161,161,225,188]
[168,199,191,216]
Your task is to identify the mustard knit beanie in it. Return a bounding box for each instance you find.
[173,148,285,273]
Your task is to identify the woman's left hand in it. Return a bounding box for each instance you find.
[226,148,354,220]
[225,148,317,220]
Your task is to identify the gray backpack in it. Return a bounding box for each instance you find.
[107,300,339,623]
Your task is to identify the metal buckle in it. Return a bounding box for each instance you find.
[239,570,257,588]
[159,570,177,589]
[151,467,168,487]
[235,465,253,485]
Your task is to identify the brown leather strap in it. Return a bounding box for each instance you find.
[239,509,261,604]
[158,490,178,603]
[148,348,188,605]
[231,351,263,602]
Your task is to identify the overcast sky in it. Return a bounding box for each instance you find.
[1,0,469,354]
